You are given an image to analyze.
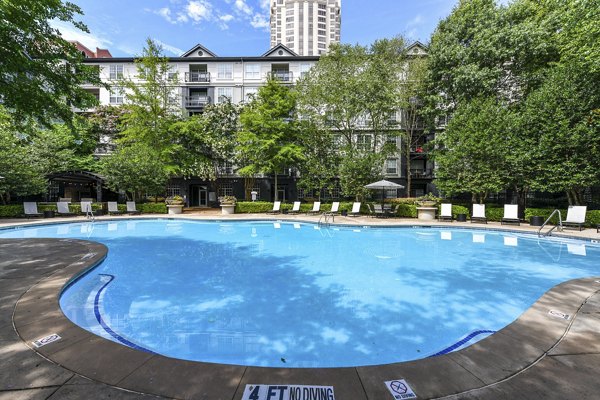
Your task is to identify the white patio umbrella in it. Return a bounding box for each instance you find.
[364,180,405,206]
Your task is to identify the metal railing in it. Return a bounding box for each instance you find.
[537,209,563,237]
[185,72,211,83]
[268,71,293,82]
[183,95,211,107]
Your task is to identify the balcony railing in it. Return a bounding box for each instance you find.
[185,72,211,83]
[183,95,211,108]
[410,169,434,179]
[268,71,293,82]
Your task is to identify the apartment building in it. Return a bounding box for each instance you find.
[270,0,341,56]
[75,41,434,205]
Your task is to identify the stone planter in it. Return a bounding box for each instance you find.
[416,201,437,207]
[220,204,235,215]
[167,205,183,215]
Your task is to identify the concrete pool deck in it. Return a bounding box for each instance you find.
[1,214,600,399]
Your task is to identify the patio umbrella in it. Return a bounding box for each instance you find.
[364,180,405,206]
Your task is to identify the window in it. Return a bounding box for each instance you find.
[300,63,311,79]
[252,183,261,199]
[245,64,260,79]
[109,64,123,80]
[385,188,398,198]
[386,158,398,174]
[109,87,124,104]
[218,161,233,175]
[318,10,326,16]
[318,17,326,22]
[387,135,398,146]
[217,87,233,103]
[318,23,326,29]
[244,87,258,102]
[166,185,181,197]
[328,186,340,199]
[218,181,233,197]
[217,63,233,79]
[357,135,371,151]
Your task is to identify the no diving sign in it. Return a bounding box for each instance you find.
[384,379,417,399]
[241,384,335,400]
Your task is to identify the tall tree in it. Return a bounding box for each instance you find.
[297,38,407,199]
[432,97,513,203]
[238,78,303,201]
[398,56,429,197]
[0,107,46,204]
[0,0,102,126]
[118,38,180,155]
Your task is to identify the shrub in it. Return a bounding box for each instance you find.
[451,205,469,218]
[587,210,600,226]
[0,205,24,218]
[485,206,504,222]
[236,201,275,213]
[139,203,167,214]
[395,203,417,218]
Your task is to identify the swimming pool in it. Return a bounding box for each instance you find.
[3,219,599,368]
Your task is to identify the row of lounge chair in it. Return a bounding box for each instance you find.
[23,201,141,218]
[438,203,589,230]
[267,201,362,217]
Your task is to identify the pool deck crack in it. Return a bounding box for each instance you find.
[231,366,248,400]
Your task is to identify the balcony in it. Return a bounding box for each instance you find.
[268,71,293,82]
[183,95,211,108]
[410,146,427,154]
[410,169,434,179]
[185,72,211,83]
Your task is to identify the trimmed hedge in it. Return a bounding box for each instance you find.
[235,201,360,214]
[139,203,167,214]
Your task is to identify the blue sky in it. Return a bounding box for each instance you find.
[54,0,465,57]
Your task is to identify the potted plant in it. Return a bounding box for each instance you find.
[415,192,440,207]
[166,195,184,215]
[219,195,237,215]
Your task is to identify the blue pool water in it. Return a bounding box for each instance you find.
[2,220,600,368]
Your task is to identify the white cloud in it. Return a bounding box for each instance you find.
[153,39,184,55]
[250,13,269,30]
[186,0,213,22]
[156,7,176,24]
[407,14,424,27]
[51,20,112,50]
[259,0,270,11]
[234,0,253,15]
[220,14,234,22]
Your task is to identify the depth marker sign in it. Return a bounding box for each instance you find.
[384,379,417,399]
[32,333,61,348]
[241,384,335,400]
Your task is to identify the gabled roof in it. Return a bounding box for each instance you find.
[261,44,299,58]
[181,44,218,58]
[407,41,428,56]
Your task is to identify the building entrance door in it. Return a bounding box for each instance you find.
[190,185,208,207]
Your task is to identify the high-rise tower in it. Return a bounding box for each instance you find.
[270,0,341,56]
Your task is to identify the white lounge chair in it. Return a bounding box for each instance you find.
[563,206,587,231]
[327,201,340,216]
[501,204,520,225]
[23,202,42,218]
[307,201,321,215]
[471,204,487,224]
[80,201,93,215]
[107,202,124,215]
[126,201,141,215]
[288,201,301,214]
[267,201,281,214]
[439,203,453,222]
[349,202,361,217]
[56,202,75,216]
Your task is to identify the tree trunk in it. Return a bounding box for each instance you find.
[405,132,412,197]
[273,172,278,201]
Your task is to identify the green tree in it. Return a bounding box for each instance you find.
[296,122,340,200]
[297,38,407,199]
[118,38,180,158]
[0,0,102,126]
[0,108,46,203]
[522,64,600,205]
[398,56,429,197]
[432,97,513,203]
[170,99,241,195]
[238,78,303,201]
[99,143,170,201]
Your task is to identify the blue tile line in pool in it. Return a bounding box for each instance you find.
[428,330,496,357]
[94,274,156,354]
